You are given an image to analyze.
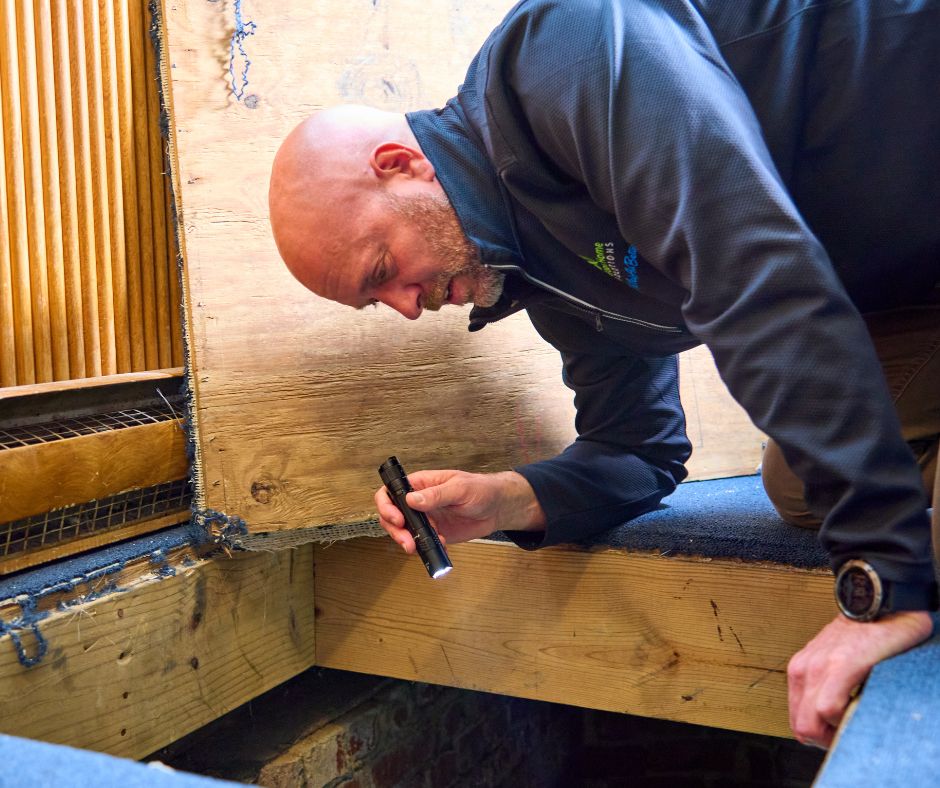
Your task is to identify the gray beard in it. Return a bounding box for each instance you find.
[471,267,505,308]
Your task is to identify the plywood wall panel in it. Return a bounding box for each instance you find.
[161,0,763,534]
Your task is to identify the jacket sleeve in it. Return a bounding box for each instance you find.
[499,2,935,589]
[503,302,691,549]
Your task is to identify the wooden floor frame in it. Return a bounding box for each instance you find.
[0,545,316,759]
[0,535,835,757]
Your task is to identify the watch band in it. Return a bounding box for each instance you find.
[884,579,940,613]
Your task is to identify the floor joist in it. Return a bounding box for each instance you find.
[314,538,836,738]
[0,546,316,759]
[1,534,835,758]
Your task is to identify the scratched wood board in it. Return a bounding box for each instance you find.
[159,0,763,534]
[315,539,833,738]
[0,546,316,759]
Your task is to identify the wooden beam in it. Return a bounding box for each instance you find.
[0,419,187,523]
[0,367,183,402]
[678,349,763,481]
[314,538,836,738]
[0,541,201,621]
[161,0,577,534]
[0,368,184,431]
[0,546,316,759]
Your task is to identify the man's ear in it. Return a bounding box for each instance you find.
[370,142,436,181]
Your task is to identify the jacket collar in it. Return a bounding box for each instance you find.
[407,100,520,265]
[407,101,527,329]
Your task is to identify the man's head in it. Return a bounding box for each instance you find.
[268,105,504,319]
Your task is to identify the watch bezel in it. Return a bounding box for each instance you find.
[835,559,884,622]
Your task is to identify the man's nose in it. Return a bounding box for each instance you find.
[382,287,422,320]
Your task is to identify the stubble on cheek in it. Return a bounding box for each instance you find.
[386,192,505,310]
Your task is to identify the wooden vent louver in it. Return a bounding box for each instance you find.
[0,0,183,388]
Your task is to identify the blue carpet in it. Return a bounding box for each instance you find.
[497,474,831,569]
[0,526,192,600]
[815,616,940,787]
[0,526,195,667]
[0,734,237,787]
[591,474,830,568]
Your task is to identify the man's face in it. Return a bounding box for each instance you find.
[297,191,504,320]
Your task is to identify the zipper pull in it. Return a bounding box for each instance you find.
[595,312,603,332]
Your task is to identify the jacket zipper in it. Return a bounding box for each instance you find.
[487,263,683,334]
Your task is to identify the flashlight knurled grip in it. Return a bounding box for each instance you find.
[379,456,453,579]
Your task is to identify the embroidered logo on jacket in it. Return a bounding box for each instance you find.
[623,245,639,289]
[581,242,621,280]
[580,242,640,289]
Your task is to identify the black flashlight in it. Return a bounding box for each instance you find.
[379,456,453,579]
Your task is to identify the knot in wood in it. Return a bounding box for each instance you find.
[250,479,278,504]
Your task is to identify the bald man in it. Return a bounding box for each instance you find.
[270,0,940,749]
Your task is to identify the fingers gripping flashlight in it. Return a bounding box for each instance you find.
[379,456,453,579]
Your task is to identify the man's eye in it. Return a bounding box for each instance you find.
[374,261,388,284]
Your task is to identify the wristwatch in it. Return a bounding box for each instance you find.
[834,559,939,622]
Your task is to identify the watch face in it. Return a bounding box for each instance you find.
[837,565,877,617]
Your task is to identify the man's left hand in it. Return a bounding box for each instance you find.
[788,610,933,748]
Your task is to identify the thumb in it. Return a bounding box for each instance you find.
[406,480,461,511]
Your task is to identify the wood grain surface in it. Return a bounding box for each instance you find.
[0,546,316,759]
[315,538,834,738]
[0,365,183,402]
[161,0,762,535]
[0,418,188,523]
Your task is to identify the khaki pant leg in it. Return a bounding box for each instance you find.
[761,303,940,540]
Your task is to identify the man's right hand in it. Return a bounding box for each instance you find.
[375,469,546,553]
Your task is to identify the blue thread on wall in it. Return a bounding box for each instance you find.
[0,563,126,668]
[150,549,177,578]
[229,0,257,101]
[0,596,49,668]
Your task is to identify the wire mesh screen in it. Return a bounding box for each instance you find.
[0,478,191,557]
[0,398,182,449]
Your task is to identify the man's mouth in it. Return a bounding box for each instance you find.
[422,277,453,312]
